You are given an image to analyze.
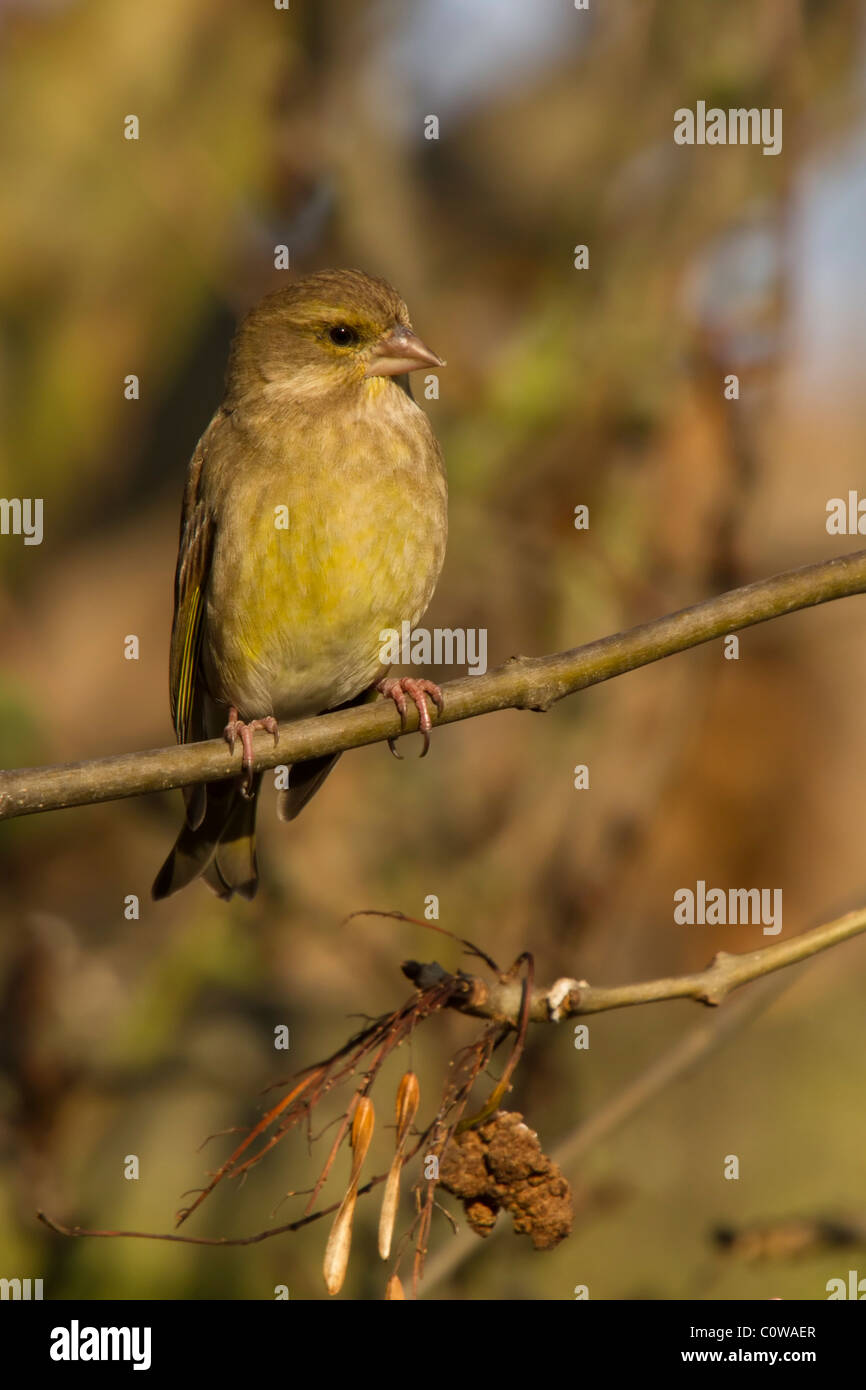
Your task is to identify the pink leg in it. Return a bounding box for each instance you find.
[224,707,280,796]
[375,677,444,759]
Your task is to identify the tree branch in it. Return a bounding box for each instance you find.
[406,905,866,1026]
[3,549,865,821]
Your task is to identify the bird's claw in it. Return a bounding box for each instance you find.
[376,677,444,758]
[223,708,280,796]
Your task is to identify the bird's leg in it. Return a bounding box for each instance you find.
[223,707,280,797]
[375,677,444,759]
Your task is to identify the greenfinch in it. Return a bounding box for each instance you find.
[152,269,447,901]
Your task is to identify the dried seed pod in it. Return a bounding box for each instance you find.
[378,1164,401,1260]
[323,1189,357,1296]
[395,1071,420,1146]
[379,1074,420,1260]
[351,1096,375,1168]
[323,1096,376,1295]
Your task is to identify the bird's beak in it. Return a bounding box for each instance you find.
[365,325,445,378]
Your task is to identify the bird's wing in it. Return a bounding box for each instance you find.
[169,413,222,747]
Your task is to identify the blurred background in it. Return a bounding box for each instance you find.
[2,0,866,1301]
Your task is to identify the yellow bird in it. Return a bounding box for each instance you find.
[153,270,447,900]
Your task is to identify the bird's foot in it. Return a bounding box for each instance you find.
[223,708,280,797]
[375,677,444,759]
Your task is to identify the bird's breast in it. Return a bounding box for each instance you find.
[202,390,447,721]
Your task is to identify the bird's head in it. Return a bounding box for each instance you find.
[226,269,444,404]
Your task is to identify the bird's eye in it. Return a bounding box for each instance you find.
[328,324,359,346]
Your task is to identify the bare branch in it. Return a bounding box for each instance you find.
[411,904,866,1026]
[3,549,866,820]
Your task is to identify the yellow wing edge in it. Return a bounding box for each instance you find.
[173,586,203,743]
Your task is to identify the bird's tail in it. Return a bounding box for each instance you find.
[152,774,262,901]
[276,752,342,822]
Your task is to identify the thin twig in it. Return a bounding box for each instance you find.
[36,1177,385,1247]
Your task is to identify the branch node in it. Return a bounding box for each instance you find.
[547,977,585,1021]
[710,951,736,967]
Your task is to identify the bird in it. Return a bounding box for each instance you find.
[152,269,447,901]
